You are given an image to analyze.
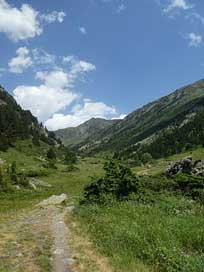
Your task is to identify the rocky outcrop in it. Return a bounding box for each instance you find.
[165,156,204,177]
[38,194,68,207]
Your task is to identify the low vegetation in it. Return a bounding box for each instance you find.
[76,157,204,271]
[1,139,204,271]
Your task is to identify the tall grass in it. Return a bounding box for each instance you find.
[75,195,204,271]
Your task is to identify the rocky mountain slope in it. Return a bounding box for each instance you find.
[55,118,119,147]
[0,85,58,151]
[74,80,204,157]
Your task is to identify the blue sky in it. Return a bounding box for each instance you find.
[0,0,204,130]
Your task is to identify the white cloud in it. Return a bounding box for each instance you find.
[164,0,193,13]
[112,114,127,120]
[44,99,117,130]
[65,59,96,86]
[41,11,66,23]
[13,69,78,121]
[70,60,96,80]
[79,26,87,35]
[186,32,202,47]
[13,58,96,122]
[116,3,126,14]
[0,0,66,42]
[9,47,33,74]
[11,53,123,130]
[32,49,56,65]
[36,70,69,89]
[0,0,41,41]
[8,47,57,74]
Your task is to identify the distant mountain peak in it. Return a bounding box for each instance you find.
[55,117,120,147]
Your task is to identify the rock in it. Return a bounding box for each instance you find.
[38,194,68,207]
[193,160,204,169]
[29,180,37,191]
[14,185,20,190]
[30,178,52,188]
[180,156,193,174]
[165,156,204,177]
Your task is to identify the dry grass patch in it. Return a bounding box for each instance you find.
[66,212,113,272]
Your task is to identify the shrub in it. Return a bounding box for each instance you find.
[83,160,139,204]
[64,150,77,165]
[141,152,153,164]
[47,148,56,160]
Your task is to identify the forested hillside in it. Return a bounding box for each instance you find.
[0,86,59,151]
[74,80,204,160]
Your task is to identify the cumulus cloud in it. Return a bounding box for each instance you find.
[0,0,66,42]
[79,26,87,35]
[163,0,193,13]
[68,60,96,85]
[41,11,66,23]
[36,70,70,89]
[13,69,78,121]
[44,99,117,130]
[13,57,96,122]
[62,56,96,85]
[12,53,123,130]
[8,47,57,74]
[9,47,33,73]
[186,32,202,47]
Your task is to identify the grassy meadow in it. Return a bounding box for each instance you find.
[1,141,204,271]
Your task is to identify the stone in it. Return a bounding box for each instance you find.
[38,194,68,207]
[165,157,204,177]
[30,178,52,188]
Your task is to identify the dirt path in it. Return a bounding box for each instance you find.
[50,207,74,272]
[0,195,112,272]
[0,196,75,272]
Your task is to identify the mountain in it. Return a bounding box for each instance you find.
[55,118,120,147]
[0,85,58,151]
[74,80,204,158]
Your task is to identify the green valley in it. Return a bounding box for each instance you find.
[1,81,204,271]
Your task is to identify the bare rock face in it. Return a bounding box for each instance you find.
[165,156,204,177]
[38,194,68,207]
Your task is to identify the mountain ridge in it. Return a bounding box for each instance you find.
[72,79,204,157]
[55,117,120,147]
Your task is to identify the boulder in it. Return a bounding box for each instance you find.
[165,156,204,177]
[38,194,68,207]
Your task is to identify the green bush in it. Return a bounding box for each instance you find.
[83,160,139,204]
[141,152,153,164]
[47,148,56,160]
[64,149,77,165]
